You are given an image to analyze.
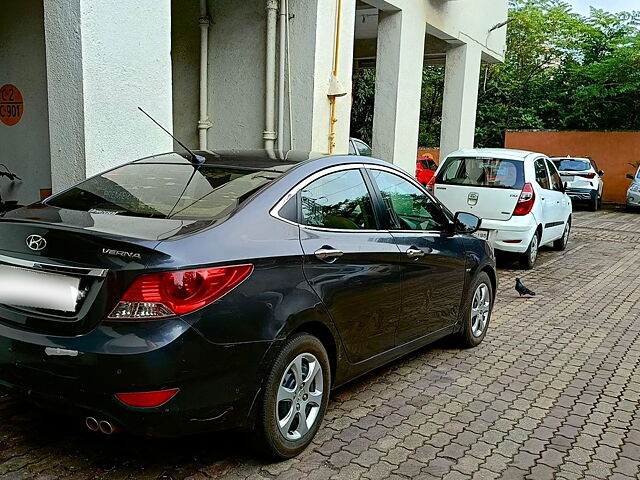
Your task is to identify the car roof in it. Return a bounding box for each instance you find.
[131,149,401,174]
[447,148,544,161]
[134,149,328,172]
[550,156,591,162]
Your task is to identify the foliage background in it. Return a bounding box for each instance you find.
[350,0,640,149]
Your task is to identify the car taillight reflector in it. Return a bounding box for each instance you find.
[108,264,253,320]
[513,183,536,216]
[115,388,180,408]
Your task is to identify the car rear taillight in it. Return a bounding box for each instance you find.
[116,388,180,408]
[513,183,536,216]
[426,176,436,194]
[108,264,253,320]
[577,172,596,179]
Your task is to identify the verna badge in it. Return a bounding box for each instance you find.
[467,192,479,206]
[26,235,47,251]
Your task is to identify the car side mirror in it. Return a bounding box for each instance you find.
[453,212,481,235]
[627,173,635,180]
[598,170,604,176]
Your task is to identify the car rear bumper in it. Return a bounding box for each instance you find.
[627,192,640,207]
[479,215,537,254]
[566,187,597,202]
[0,319,276,437]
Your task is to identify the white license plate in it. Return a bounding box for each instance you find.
[0,265,81,312]
[561,175,575,182]
[472,230,489,240]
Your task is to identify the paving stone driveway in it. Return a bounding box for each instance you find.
[2,209,640,480]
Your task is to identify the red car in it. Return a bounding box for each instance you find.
[416,154,438,186]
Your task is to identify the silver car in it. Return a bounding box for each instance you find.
[626,166,640,210]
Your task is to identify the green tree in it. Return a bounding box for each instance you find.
[350,1,640,149]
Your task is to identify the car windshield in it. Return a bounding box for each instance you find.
[46,163,281,220]
[553,159,591,172]
[436,157,525,190]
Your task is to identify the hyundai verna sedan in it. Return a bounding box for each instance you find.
[0,150,495,458]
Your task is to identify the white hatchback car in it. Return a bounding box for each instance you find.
[430,149,573,269]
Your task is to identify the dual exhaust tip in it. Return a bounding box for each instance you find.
[85,416,120,435]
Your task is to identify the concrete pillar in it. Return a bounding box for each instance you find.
[440,42,482,159]
[371,8,426,174]
[288,0,356,154]
[44,0,86,192]
[44,0,173,192]
[80,0,173,177]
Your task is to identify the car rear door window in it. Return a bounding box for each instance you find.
[436,157,524,190]
[300,170,376,230]
[534,159,551,190]
[370,170,449,232]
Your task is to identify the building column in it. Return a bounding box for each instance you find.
[371,8,426,174]
[44,0,173,192]
[44,0,86,192]
[439,42,482,159]
[288,0,356,154]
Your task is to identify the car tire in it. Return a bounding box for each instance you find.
[457,272,493,348]
[553,217,571,251]
[589,194,599,211]
[256,333,331,460]
[519,232,539,270]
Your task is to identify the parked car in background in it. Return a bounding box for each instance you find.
[551,157,604,211]
[348,137,372,156]
[430,148,572,269]
[0,150,496,459]
[626,166,640,211]
[416,153,438,186]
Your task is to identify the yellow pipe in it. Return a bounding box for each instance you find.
[328,0,343,154]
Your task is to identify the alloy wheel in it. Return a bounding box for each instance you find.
[471,283,491,337]
[276,353,324,441]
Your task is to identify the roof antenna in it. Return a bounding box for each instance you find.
[138,107,205,165]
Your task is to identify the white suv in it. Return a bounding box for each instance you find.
[551,157,604,211]
[430,148,573,269]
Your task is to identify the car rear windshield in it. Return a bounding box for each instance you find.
[436,157,525,190]
[552,159,591,172]
[46,163,281,220]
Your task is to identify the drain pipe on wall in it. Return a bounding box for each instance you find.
[264,0,279,150]
[198,0,212,150]
[328,0,347,154]
[276,0,287,152]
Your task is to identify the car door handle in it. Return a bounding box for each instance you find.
[314,247,344,262]
[406,247,426,259]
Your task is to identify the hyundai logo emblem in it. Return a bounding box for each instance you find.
[26,235,47,251]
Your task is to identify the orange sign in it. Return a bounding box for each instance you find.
[0,84,24,126]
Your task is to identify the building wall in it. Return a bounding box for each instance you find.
[170,0,355,154]
[425,0,507,62]
[0,0,52,205]
[171,0,201,149]
[505,131,640,203]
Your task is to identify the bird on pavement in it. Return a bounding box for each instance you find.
[515,278,536,297]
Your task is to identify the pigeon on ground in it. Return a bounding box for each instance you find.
[515,278,536,297]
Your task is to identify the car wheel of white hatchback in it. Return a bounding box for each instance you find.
[519,233,539,270]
